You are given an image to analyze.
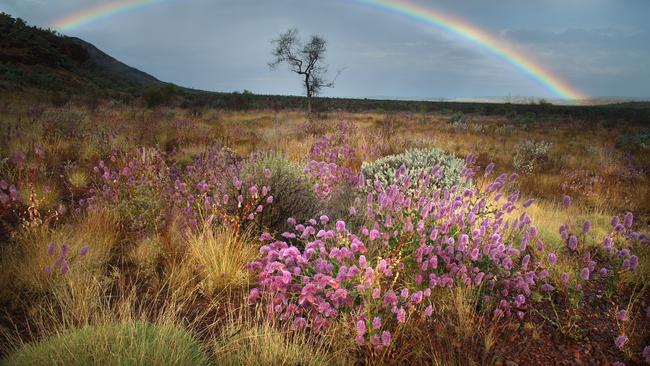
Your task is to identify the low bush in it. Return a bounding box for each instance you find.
[616,129,650,152]
[243,152,320,234]
[512,139,553,174]
[247,160,645,358]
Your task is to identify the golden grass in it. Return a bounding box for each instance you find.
[210,304,349,366]
[67,170,88,190]
[0,208,118,300]
[128,235,163,277]
[186,226,259,295]
[422,287,502,366]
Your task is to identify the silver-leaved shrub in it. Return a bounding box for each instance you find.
[360,148,465,193]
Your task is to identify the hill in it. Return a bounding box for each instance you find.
[0,12,162,96]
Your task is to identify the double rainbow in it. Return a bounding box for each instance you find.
[50,0,586,101]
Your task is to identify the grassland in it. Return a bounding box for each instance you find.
[0,95,648,365]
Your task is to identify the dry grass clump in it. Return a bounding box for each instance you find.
[185,226,259,295]
[0,207,118,300]
[211,304,350,366]
[370,287,504,365]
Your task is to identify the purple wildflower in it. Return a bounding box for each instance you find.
[60,260,69,275]
[78,246,90,256]
[615,335,628,349]
[396,307,406,323]
[248,288,260,304]
[561,272,570,283]
[568,235,578,251]
[485,163,495,175]
[320,215,329,225]
[562,195,571,209]
[421,305,432,317]
[356,320,367,336]
[381,331,391,346]
[623,212,633,228]
[292,317,307,330]
[336,220,346,232]
[47,242,56,256]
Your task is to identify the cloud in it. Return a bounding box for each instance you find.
[1,0,649,98]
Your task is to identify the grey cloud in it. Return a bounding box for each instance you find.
[1,0,649,98]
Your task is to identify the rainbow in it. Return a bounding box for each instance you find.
[51,0,167,31]
[354,0,585,101]
[50,0,586,101]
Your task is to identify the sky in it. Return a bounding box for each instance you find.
[2,0,649,100]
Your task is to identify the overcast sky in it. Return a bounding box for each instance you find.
[2,0,649,100]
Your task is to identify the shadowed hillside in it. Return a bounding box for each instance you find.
[0,12,162,96]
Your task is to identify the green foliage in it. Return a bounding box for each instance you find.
[143,84,178,108]
[616,129,650,152]
[2,322,212,366]
[449,111,464,124]
[243,152,320,233]
[116,185,164,233]
[40,108,86,137]
[0,13,155,96]
[361,148,465,192]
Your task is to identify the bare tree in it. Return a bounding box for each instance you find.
[269,28,339,115]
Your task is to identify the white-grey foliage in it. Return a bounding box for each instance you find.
[361,148,465,192]
[512,140,553,175]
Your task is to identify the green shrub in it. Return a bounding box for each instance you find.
[616,129,650,152]
[40,108,86,137]
[361,148,465,192]
[1,322,212,366]
[116,185,164,233]
[243,152,320,234]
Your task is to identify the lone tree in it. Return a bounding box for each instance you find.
[269,28,339,115]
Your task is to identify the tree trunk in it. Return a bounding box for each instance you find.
[305,73,312,116]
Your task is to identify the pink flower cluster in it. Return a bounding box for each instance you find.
[0,179,19,209]
[248,161,559,348]
[304,121,377,200]
[248,157,648,351]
